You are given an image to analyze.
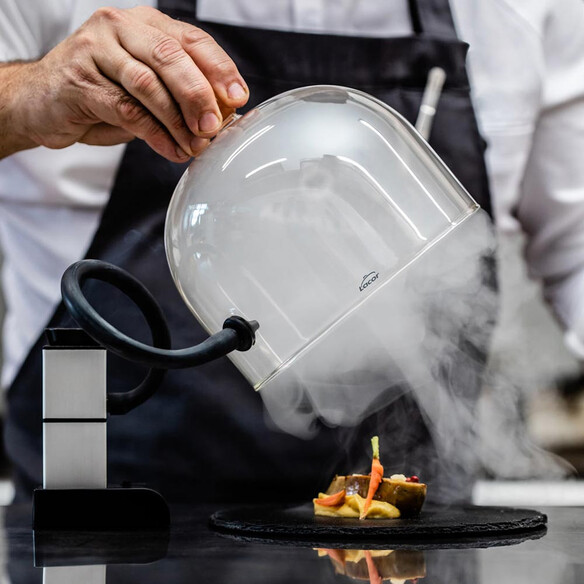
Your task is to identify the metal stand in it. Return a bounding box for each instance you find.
[32,328,170,530]
[32,259,258,530]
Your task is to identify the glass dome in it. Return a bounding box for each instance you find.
[165,85,479,395]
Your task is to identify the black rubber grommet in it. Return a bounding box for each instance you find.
[223,316,259,351]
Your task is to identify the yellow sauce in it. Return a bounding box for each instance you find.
[313,493,400,519]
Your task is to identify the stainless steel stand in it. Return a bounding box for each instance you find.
[32,329,169,530]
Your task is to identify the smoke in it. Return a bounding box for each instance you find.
[258,210,571,502]
[478,230,576,480]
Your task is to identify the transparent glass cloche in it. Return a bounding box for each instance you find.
[165,85,479,395]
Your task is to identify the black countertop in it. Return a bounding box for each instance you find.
[4,503,584,584]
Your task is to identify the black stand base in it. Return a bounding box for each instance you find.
[33,487,170,530]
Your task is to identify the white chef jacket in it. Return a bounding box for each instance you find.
[1,0,584,388]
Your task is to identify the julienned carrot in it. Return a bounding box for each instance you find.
[364,551,383,584]
[360,436,384,519]
[314,489,346,507]
[322,548,346,568]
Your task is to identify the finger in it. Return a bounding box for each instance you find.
[168,20,249,108]
[87,77,191,162]
[108,11,222,138]
[190,136,211,156]
[129,7,249,109]
[80,123,135,146]
[219,102,236,122]
[93,42,198,155]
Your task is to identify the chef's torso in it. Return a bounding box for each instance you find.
[0,0,563,387]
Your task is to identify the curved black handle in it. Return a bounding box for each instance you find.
[61,259,258,415]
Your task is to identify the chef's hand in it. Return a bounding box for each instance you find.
[0,6,249,161]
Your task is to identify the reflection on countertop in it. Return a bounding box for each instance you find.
[0,502,583,584]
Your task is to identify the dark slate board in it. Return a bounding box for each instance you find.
[209,504,547,547]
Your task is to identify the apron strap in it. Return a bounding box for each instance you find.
[179,0,460,41]
[409,0,459,39]
[408,0,423,34]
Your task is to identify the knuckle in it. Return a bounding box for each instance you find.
[211,57,237,79]
[181,28,214,51]
[168,110,188,133]
[64,59,100,90]
[150,36,184,67]
[127,65,159,98]
[180,82,214,109]
[92,6,124,24]
[116,95,149,125]
[70,29,96,53]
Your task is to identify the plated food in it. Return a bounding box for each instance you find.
[313,437,426,519]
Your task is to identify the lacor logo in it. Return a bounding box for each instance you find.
[359,271,379,292]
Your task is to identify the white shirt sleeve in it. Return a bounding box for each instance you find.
[0,0,139,387]
[511,0,584,355]
[0,0,75,61]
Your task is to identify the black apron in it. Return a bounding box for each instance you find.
[5,0,495,504]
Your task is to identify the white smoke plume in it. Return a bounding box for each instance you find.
[258,210,571,502]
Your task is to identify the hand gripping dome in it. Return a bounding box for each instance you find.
[165,85,479,403]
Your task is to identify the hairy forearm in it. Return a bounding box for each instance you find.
[0,61,38,159]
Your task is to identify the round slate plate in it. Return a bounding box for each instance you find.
[209,503,547,548]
